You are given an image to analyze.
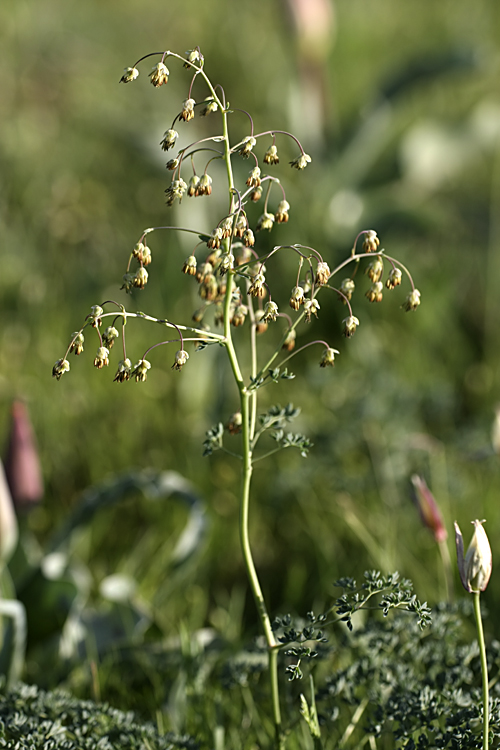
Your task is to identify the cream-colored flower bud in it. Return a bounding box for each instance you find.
[256,212,275,232]
[403,289,421,312]
[289,286,305,311]
[263,301,279,322]
[166,158,179,171]
[264,144,279,165]
[52,358,70,380]
[200,97,217,116]
[238,136,256,157]
[198,173,212,196]
[248,272,266,298]
[181,98,196,121]
[89,305,104,327]
[304,298,320,322]
[172,350,189,371]
[243,228,255,248]
[120,67,139,83]
[94,347,110,369]
[160,129,179,151]
[246,167,261,188]
[455,520,492,593]
[149,62,169,87]
[70,332,84,355]
[366,281,383,303]
[366,257,384,283]
[114,358,132,383]
[282,329,296,351]
[207,227,224,249]
[182,255,198,276]
[187,175,201,197]
[218,253,234,275]
[315,262,331,286]
[132,358,151,382]
[362,230,380,253]
[133,267,149,289]
[386,267,402,289]
[320,347,339,368]
[102,326,119,349]
[231,304,248,327]
[275,200,290,223]
[290,153,311,170]
[338,278,355,302]
[342,316,360,338]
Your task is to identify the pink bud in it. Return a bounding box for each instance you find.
[411,475,447,543]
[4,401,44,508]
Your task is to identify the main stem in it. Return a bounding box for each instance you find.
[473,592,489,750]
[217,103,283,748]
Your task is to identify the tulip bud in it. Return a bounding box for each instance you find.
[411,475,447,543]
[455,519,492,593]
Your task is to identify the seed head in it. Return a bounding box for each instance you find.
[181,98,196,121]
[238,136,256,157]
[315,261,330,286]
[455,519,492,593]
[342,315,360,338]
[246,167,261,188]
[275,200,290,223]
[256,212,275,232]
[120,67,139,83]
[386,267,402,289]
[52,358,70,380]
[264,144,279,165]
[160,129,179,151]
[94,347,110,369]
[289,286,305,311]
[304,298,320,322]
[320,347,339,368]
[182,255,198,276]
[69,332,84,355]
[263,301,279,322]
[338,278,355,303]
[366,281,383,303]
[149,62,169,87]
[172,350,189,371]
[365,257,384,283]
[362,230,380,253]
[402,289,421,312]
[290,153,311,170]
[114,358,132,383]
[133,267,149,289]
[132,358,151,382]
[102,326,119,349]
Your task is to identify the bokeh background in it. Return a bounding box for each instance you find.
[3,0,500,710]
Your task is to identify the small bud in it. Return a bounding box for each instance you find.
[231,304,248,327]
[264,144,279,165]
[94,347,110,369]
[275,200,290,224]
[149,62,169,87]
[184,48,204,68]
[263,300,279,322]
[120,67,139,83]
[102,326,119,349]
[402,289,421,312]
[52,358,70,380]
[233,214,248,238]
[181,98,196,122]
[338,278,355,303]
[187,175,201,197]
[365,281,383,303]
[207,227,224,249]
[256,212,275,232]
[386,267,402,289]
[133,242,152,265]
[246,167,261,188]
[89,305,104,327]
[182,255,198,276]
[283,329,296,351]
[290,153,311,170]
[365,257,384,283]
[248,272,266,298]
[455,520,492,593]
[198,173,213,196]
[132,358,151,382]
[114,358,132,383]
[254,310,268,334]
[250,186,263,202]
[320,347,339,368]
[200,97,218,116]
[218,253,234,275]
[172,350,189,371]
[362,230,380,253]
[133,267,149,289]
[69,332,84,355]
[160,129,179,151]
[342,315,360,338]
[243,228,255,248]
[289,286,305,311]
[411,475,447,544]
[238,136,257,157]
[226,412,242,435]
[304,298,320,322]
[166,158,179,171]
[315,262,330,286]
[219,217,233,239]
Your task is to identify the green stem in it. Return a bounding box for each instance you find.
[473,591,489,750]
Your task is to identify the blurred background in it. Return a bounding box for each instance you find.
[2,0,500,715]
